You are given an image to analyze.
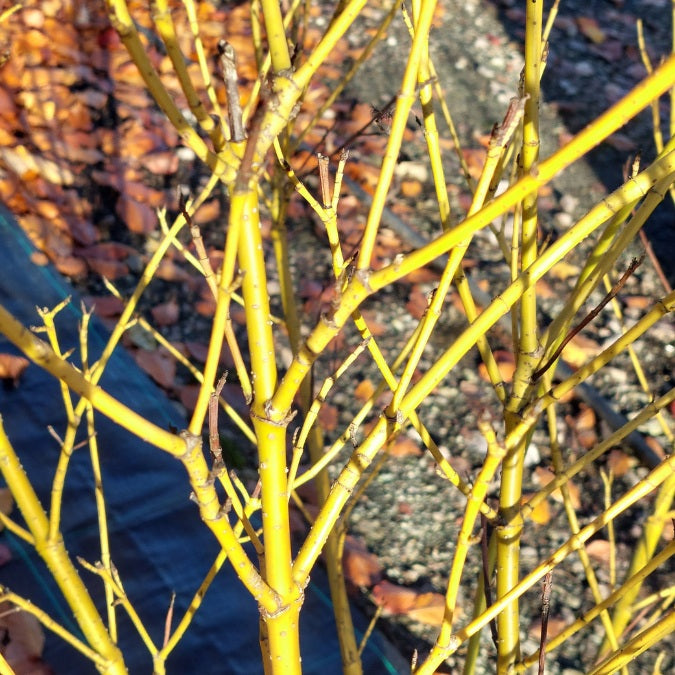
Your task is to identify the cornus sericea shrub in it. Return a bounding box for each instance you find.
[0,0,674,673]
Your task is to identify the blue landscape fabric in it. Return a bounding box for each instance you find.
[0,207,406,674]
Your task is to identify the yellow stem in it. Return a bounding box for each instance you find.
[151,0,217,141]
[103,0,238,183]
[416,454,675,671]
[0,591,107,668]
[357,0,439,270]
[0,422,126,674]
[590,610,675,675]
[261,0,292,73]
[434,421,506,648]
[514,540,675,672]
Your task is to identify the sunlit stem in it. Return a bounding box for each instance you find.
[0,422,126,673]
[357,0,439,270]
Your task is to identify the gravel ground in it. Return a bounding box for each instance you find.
[291,1,675,672]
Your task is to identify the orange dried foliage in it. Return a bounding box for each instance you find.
[574,404,598,450]
[522,493,551,525]
[585,539,611,563]
[151,299,180,327]
[372,581,448,626]
[561,333,601,369]
[576,17,606,44]
[549,261,580,281]
[0,354,29,383]
[606,449,635,476]
[533,467,581,509]
[354,379,375,402]
[0,601,48,671]
[82,295,125,318]
[388,436,422,457]
[406,287,430,320]
[318,403,339,432]
[342,536,383,587]
[400,179,423,198]
[478,350,515,383]
[134,348,176,389]
[116,196,157,234]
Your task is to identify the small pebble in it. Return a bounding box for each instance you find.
[560,194,580,214]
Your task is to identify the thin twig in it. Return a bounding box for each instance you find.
[163,592,175,648]
[209,373,229,464]
[538,571,553,675]
[480,513,499,649]
[317,153,331,208]
[179,194,218,298]
[532,256,644,381]
[218,40,246,143]
[639,229,672,293]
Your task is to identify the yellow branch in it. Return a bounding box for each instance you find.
[416,454,675,672]
[0,305,184,456]
[273,55,675,414]
[0,422,126,674]
[357,0,439,269]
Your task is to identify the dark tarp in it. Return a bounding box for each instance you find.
[0,207,407,674]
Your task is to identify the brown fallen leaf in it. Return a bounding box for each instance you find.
[606,449,636,477]
[0,354,30,384]
[406,592,447,626]
[154,259,194,284]
[151,299,180,327]
[193,199,221,225]
[0,601,45,665]
[402,267,441,284]
[372,581,448,626]
[406,287,431,320]
[73,88,109,110]
[623,295,651,311]
[478,350,515,384]
[574,404,597,450]
[605,133,637,152]
[585,539,611,563]
[535,278,556,299]
[354,379,375,402]
[20,7,45,29]
[529,615,568,639]
[85,258,128,280]
[388,435,422,457]
[577,16,606,44]
[134,348,176,389]
[0,542,12,566]
[0,146,76,185]
[359,311,387,336]
[549,261,580,281]
[53,255,88,279]
[138,151,179,175]
[116,196,157,234]
[317,403,339,432]
[400,179,423,198]
[561,333,601,369]
[19,213,73,258]
[372,581,418,614]
[343,535,383,587]
[82,295,125,318]
[79,242,137,262]
[0,488,14,532]
[461,147,486,180]
[533,467,581,509]
[178,384,200,411]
